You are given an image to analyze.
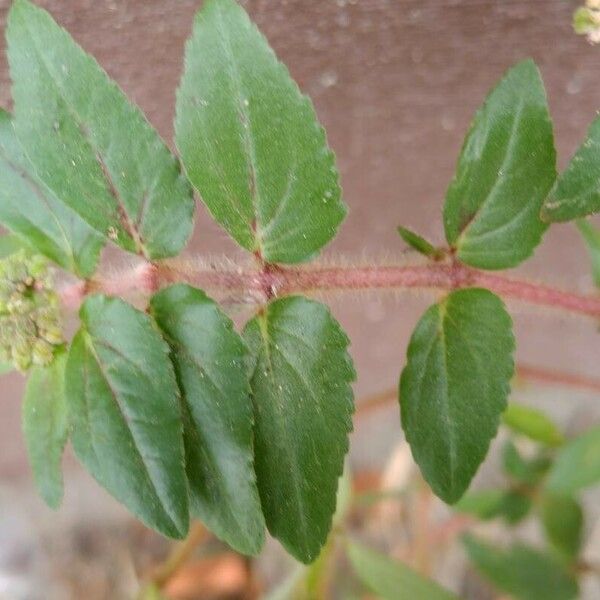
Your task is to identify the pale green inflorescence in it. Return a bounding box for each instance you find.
[0,250,63,371]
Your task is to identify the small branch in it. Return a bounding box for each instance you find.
[146,521,208,590]
[59,257,600,319]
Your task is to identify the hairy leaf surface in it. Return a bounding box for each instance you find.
[7,0,194,259]
[244,297,355,562]
[444,60,556,269]
[151,284,265,555]
[176,0,345,263]
[23,351,69,508]
[66,296,188,538]
[400,288,515,503]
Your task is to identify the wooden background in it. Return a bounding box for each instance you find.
[0,0,598,541]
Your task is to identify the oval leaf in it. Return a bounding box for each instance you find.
[543,117,600,222]
[22,351,69,509]
[397,226,443,260]
[541,494,584,560]
[66,295,189,538]
[443,60,556,269]
[347,541,459,600]
[503,402,564,447]
[7,0,194,259]
[546,426,600,494]
[463,535,579,600]
[150,284,265,555]
[0,110,103,277]
[175,0,346,264]
[243,296,355,562]
[400,288,515,503]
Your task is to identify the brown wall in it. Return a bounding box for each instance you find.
[0,0,599,478]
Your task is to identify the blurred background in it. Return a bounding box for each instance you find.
[1,0,600,598]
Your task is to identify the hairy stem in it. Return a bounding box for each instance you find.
[60,258,600,319]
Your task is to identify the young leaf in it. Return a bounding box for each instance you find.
[175,0,346,264]
[66,295,189,539]
[454,489,509,520]
[499,491,533,525]
[463,535,579,600]
[0,111,103,277]
[397,226,443,259]
[546,426,600,494]
[150,284,265,555]
[541,494,584,560]
[443,60,556,269]
[399,288,515,503]
[543,116,600,222]
[455,489,531,524]
[347,541,459,599]
[7,0,194,259]
[502,440,551,485]
[22,351,69,509]
[243,297,355,563]
[503,402,564,447]
[576,219,600,287]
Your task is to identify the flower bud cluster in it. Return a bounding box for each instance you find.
[0,251,64,371]
[574,1,600,44]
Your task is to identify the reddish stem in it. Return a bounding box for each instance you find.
[60,259,600,319]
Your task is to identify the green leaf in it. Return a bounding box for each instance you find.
[22,351,69,509]
[463,535,579,600]
[443,60,556,269]
[454,489,509,520]
[66,295,188,538]
[243,297,355,562]
[546,426,600,494]
[576,219,600,287]
[397,226,443,259]
[500,490,533,525]
[175,0,345,264]
[543,115,600,222]
[347,541,459,600]
[150,284,265,555]
[7,0,194,259]
[454,489,531,524]
[399,288,515,503]
[502,440,551,485]
[0,111,103,277]
[541,494,584,560]
[503,402,564,447]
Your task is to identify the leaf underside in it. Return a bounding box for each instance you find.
[23,351,69,509]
